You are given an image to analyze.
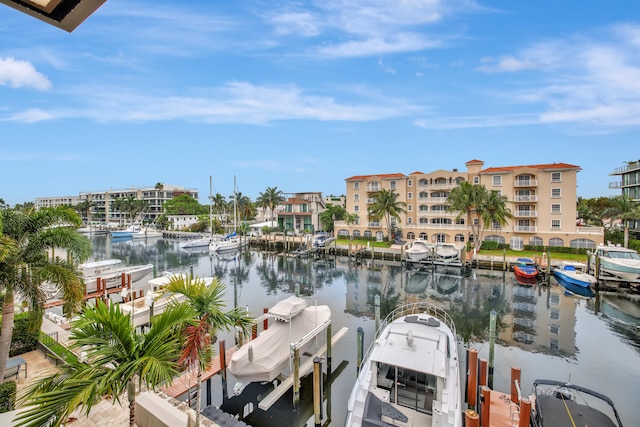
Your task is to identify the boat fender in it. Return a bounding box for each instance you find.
[406,330,414,347]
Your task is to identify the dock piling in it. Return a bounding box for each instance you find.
[313,357,323,427]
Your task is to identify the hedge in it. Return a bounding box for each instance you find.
[0,381,16,413]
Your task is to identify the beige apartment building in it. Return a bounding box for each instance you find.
[339,159,604,249]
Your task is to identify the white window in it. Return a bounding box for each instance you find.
[354,182,360,190]
[408,179,413,187]
[551,219,561,229]
[354,194,359,202]
[408,205,413,211]
[551,204,561,214]
[390,180,397,190]
[354,205,359,212]
[407,192,413,199]
[407,217,413,224]
[390,217,397,227]
[551,172,561,182]
[551,188,561,198]
[473,176,479,184]
[492,175,502,186]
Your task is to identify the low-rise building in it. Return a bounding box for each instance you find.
[609,160,640,235]
[338,159,604,249]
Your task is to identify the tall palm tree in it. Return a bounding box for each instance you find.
[344,212,359,253]
[257,187,284,228]
[367,189,407,240]
[479,190,513,243]
[162,275,252,426]
[446,182,489,248]
[16,300,196,427]
[211,193,227,222]
[75,198,95,225]
[0,207,91,382]
[603,194,640,248]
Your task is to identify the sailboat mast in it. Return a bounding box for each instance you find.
[234,175,237,233]
[209,175,213,239]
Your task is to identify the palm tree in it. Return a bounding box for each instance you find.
[16,300,196,427]
[0,198,6,210]
[75,198,95,225]
[367,189,407,240]
[479,190,513,243]
[0,207,91,382]
[162,275,252,426]
[446,182,489,248]
[257,187,284,228]
[319,204,346,232]
[344,212,359,253]
[603,194,640,248]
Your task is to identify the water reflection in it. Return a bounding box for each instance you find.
[91,238,640,426]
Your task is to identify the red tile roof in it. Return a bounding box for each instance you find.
[465,159,484,165]
[345,173,406,181]
[480,162,581,173]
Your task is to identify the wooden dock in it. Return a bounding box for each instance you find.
[485,389,521,427]
[162,346,237,399]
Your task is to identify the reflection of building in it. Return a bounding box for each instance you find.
[500,283,578,357]
[340,160,604,249]
[609,161,640,235]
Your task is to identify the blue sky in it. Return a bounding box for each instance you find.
[1,0,638,206]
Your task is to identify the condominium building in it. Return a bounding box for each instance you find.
[35,195,80,210]
[339,159,604,249]
[609,160,640,233]
[277,192,326,233]
[78,185,198,226]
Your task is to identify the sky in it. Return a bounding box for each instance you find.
[1,0,639,206]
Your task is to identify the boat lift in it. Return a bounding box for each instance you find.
[258,318,349,411]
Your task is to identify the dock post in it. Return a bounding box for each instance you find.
[121,272,126,289]
[326,323,332,374]
[488,310,496,389]
[293,347,300,410]
[313,356,323,427]
[206,378,212,407]
[219,340,228,400]
[479,359,487,388]
[481,386,491,427]
[518,398,531,427]
[503,248,506,272]
[356,327,364,375]
[251,323,258,340]
[374,295,381,337]
[190,265,193,280]
[511,366,521,405]
[467,348,478,410]
[263,308,269,330]
[465,409,479,427]
[295,283,300,297]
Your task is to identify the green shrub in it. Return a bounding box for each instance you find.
[10,312,39,357]
[0,381,16,413]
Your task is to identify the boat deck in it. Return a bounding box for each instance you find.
[486,389,521,426]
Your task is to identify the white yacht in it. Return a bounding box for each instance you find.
[345,301,462,427]
[404,239,435,263]
[590,243,640,282]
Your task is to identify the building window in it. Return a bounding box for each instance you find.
[551,188,561,198]
[551,172,561,182]
[549,237,564,247]
[408,205,413,211]
[551,204,561,214]
[354,182,359,190]
[407,217,413,224]
[492,175,502,186]
[473,176,479,184]
[551,219,561,229]
[354,205,359,212]
[390,180,396,190]
[354,194,359,202]
[419,233,428,240]
[408,179,413,187]
[408,192,412,199]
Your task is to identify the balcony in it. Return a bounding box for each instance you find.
[513,195,538,203]
[514,211,538,218]
[514,226,538,233]
[613,162,640,174]
[367,222,381,228]
[609,181,622,189]
[514,180,538,187]
[367,185,381,192]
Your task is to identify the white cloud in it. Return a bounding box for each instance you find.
[268,12,321,37]
[0,57,51,90]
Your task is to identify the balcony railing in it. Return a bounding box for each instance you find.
[367,222,381,227]
[613,162,640,174]
[514,211,538,218]
[367,185,381,192]
[513,195,538,202]
[609,181,622,189]
[514,180,538,187]
[417,183,457,190]
[514,226,538,233]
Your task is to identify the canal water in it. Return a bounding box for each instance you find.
[93,236,640,426]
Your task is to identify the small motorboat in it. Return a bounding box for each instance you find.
[404,239,434,263]
[292,244,311,258]
[552,261,596,288]
[530,379,623,427]
[513,258,538,279]
[589,243,640,282]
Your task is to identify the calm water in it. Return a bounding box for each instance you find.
[92,236,640,426]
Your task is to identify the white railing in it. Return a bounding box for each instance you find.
[514,180,538,187]
[513,195,538,202]
[513,226,538,233]
[576,225,604,234]
[367,185,381,192]
[514,211,538,218]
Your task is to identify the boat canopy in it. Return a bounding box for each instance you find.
[268,296,307,322]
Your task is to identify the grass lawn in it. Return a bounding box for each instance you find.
[476,249,588,262]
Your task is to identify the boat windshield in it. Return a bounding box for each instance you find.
[606,251,640,260]
[376,363,437,415]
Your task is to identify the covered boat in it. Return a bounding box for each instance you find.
[553,261,596,288]
[514,258,538,279]
[345,301,462,427]
[530,379,623,427]
[404,239,434,263]
[589,243,640,282]
[228,296,331,383]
